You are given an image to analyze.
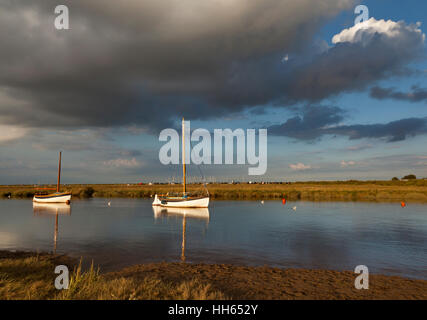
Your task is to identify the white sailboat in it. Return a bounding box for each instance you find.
[152,118,210,208]
[33,152,72,204]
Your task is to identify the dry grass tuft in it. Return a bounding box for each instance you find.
[0,253,226,300]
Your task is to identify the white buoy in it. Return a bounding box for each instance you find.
[292,206,297,211]
[107,201,111,207]
[261,200,264,204]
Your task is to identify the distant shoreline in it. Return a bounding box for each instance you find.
[1,251,426,300]
[1,181,427,202]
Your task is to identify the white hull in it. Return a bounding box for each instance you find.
[152,194,209,208]
[33,194,72,203]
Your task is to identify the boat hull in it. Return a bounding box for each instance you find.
[33,193,72,204]
[152,194,209,208]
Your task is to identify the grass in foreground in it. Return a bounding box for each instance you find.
[0,253,225,300]
[1,252,426,300]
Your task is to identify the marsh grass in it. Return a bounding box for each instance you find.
[0,254,59,299]
[62,277,227,300]
[0,253,226,300]
[2,180,427,202]
[57,261,226,300]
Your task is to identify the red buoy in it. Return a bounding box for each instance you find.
[282,198,286,205]
[401,201,406,208]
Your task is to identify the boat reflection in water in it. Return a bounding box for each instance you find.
[33,203,71,253]
[153,206,209,262]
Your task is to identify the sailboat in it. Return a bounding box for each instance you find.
[33,152,72,204]
[152,118,210,208]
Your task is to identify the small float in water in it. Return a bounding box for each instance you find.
[33,152,72,204]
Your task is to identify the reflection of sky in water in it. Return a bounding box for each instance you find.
[0,231,20,247]
[0,199,426,279]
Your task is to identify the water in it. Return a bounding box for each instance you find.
[0,199,426,279]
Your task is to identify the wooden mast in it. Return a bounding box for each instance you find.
[57,151,62,193]
[182,118,186,195]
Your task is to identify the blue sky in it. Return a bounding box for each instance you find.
[0,0,426,184]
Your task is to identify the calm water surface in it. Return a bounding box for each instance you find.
[0,199,426,279]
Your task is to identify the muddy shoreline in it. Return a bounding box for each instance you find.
[110,262,427,300]
[1,251,426,300]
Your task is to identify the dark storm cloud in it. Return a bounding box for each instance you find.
[0,0,358,132]
[370,85,427,103]
[327,117,427,142]
[285,19,426,101]
[0,1,425,133]
[268,105,345,140]
[269,106,427,142]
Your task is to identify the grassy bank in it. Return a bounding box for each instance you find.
[1,251,426,300]
[0,252,225,300]
[2,180,427,202]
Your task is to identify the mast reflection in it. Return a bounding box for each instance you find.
[152,207,209,262]
[33,203,71,253]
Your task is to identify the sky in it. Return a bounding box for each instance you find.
[0,0,426,184]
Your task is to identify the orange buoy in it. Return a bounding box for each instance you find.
[282,198,287,205]
[401,201,406,208]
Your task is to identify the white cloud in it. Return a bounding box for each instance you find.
[103,158,141,168]
[332,18,425,45]
[0,125,28,143]
[341,160,356,167]
[289,163,311,171]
